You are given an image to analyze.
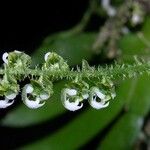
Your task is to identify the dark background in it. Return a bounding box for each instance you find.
[0,1,89,55]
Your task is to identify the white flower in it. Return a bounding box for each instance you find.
[44,52,51,61]
[101,0,116,17]
[89,87,109,109]
[2,52,8,64]
[22,84,49,109]
[61,88,83,111]
[23,96,45,109]
[0,98,14,108]
[64,98,83,111]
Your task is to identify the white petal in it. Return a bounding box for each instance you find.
[65,88,77,96]
[6,93,17,99]
[0,98,14,108]
[64,99,83,111]
[24,97,45,109]
[2,52,8,64]
[44,52,51,61]
[25,84,34,94]
[40,93,50,100]
[90,99,109,109]
[92,87,105,99]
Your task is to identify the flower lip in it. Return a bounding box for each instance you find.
[89,87,110,109]
[0,98,14,108]
[90,99,109,109]
[64,98,83,111]
[2,52,8,64]
[61,88,83,111]
[24,96,45,109]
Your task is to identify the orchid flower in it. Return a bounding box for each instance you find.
[61,88,83,111]
[89,87,110,109]
[22,84,49,109]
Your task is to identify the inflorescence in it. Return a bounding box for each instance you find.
[0,50,149,111]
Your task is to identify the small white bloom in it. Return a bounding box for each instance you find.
[22,84,46,109]
[90,97,109,109]
[61,88,83,111]
[2,52,8,64]
[64,98,83,111]
[24,96,45,109]
[44,52,51,61]
[0,98,14,108]
[89,87,109,109]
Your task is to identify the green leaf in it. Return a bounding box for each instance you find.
[100,75,150,149]
[32,32,96,66]
[142,17,150,40]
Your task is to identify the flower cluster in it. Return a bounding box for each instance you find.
[61,77,116,111]
[0,50,117,111]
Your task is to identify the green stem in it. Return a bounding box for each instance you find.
[1,62,150,81]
